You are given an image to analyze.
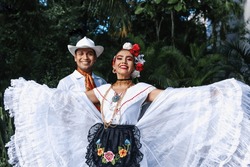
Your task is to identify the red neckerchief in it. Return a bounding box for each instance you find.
[77,67,96,91]
[77,67,101,111]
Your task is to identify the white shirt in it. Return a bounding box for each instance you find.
[57,70,107,91]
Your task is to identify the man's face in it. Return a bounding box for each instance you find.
[74,48,97,73]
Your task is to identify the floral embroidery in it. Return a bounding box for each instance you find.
[118,149,127,158]
[97,148,104,156]
[96,139,131,165]
[104,151,115,162]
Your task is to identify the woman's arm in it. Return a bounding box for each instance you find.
[146,89,163,102]
[85,90,99,104]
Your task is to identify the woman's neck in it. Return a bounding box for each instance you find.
[113,79,133,87]
[116,78,132,81]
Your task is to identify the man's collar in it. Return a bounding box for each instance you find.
[73,70,100,79]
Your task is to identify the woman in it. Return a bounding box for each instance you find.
[84,43,162,166]
[4,42,250,167]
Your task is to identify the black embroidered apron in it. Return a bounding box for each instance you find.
[85,123,143,167]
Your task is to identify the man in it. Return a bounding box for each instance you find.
[57,36,107,91]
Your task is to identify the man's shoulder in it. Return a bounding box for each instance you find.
[60,71,82,80]
[59,73,74,82]
[92,73,104,79]
[57,71,83,90]
[92,73,107,84]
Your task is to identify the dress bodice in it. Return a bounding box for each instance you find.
[93,83,156,125]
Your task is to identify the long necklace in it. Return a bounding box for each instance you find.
[101,82,133,129]
[111,80,133,103]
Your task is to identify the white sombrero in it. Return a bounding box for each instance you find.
[68,36,104,57]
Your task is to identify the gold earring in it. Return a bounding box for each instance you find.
[112,69,116,73]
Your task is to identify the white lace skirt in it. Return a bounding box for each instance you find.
[4,78,250,167]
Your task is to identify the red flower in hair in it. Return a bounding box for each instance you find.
[136,63,144,72]
[129,44,140,57]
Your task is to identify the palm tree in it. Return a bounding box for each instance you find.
[144,42,230,88]
[142,41,190,88]
[186,43,231,86]
[198,0,244,49]
[220,39,250,84]
[84,0,134,37]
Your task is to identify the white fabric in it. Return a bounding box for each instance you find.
[93,83,155,124]
[57,70,107,91]
[3,78,250,167]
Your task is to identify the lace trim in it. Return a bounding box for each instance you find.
[5,135,20,167]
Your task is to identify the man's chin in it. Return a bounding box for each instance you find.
[79,66,92,72]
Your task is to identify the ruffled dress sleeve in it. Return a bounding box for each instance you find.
[137,78,250,167]
[4,77,102,167]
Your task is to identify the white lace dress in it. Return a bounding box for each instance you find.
[4,78,250,167]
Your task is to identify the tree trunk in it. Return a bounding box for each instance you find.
[171,10,175,47]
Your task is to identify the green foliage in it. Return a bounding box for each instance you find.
[0,106,13,167]
[220,40,250,84]
[142,42,190,88]
[84,0,133,37]
[143,42,231,88]
[186,43,230,85]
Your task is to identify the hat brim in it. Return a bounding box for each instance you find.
[68,45,104,57]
